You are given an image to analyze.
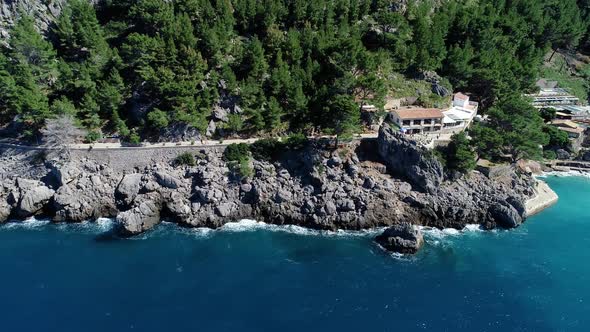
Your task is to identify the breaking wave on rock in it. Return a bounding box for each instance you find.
[0,218,492,243]
[1,217,51,230]
[539,170,590,178]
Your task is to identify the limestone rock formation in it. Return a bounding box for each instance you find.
[11,178,54,218]
[0,123,538,240]
[115,174,143,207]
[0,0,97,40]
[377,124,444,193]
[375,223,424,254]
[117,196,162,236]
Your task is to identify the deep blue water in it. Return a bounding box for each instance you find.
[1,176,589,332]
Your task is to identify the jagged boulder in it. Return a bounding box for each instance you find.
[117,196,162,235]
[163,192,191,223]
[375,222,424,254]
[0,199,11,222]
[115,174,142,207]
[377,124,443,193]
[52,183,117,222]
[15,184,54,218]
[556,149,571,160]
[432,82,450,97]
[154,171,183,189]
[211,106,229,122]
[488,201,523,228]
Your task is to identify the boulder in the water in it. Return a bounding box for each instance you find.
[375,222,424,254]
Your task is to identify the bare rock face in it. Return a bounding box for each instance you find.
[154,171,183,189]
[0,123,538,239]
[0,180,16,222]
[115,174,143,208]
[377,124,444,193]
[0,199,10,222]
[116,195,162,236]
[488,202,523,228]
[12,179,54,218]
[0,0,97,40]
[375,223,424,254]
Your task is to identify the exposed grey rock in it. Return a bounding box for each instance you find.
[556,149,571,160]
[489,202,523,228]
[375,222,424,254]
[16,185,54,218]
[164,193,191,223]
[240,183,253,193]
[50,163,81,186]
[154,171,183,189]
[1,0,93,40]
[324,201,337,215]
[157,123,201,142]
[337,199,356,212]
[115,174,142,207]
[328,156,342,167]
[206,120,216,137]
[431,82,451,97]
[378,124,443,193]
[0,123,537,239]
[0,199,11,222]
[212,106,229,122]
[117,197,162,235]
[215,202,234,217]
[363,177,376,189]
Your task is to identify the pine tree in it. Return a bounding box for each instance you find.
[265,97,284,133]
[8,15,58,90]
[327,94,360,147]
[446,132,476,173]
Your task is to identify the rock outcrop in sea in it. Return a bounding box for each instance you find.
[375,222,424,254]
[0,124,536,253]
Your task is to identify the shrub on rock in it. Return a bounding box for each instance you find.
[175,152,196,166]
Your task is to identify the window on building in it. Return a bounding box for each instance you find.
[403,120,411,126]
[424,119,432,125]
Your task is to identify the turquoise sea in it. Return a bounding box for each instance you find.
[0,176,589,331]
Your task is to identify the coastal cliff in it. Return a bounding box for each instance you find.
[0,124,539,249]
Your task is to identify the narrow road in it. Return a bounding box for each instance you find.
[1,133,381,151]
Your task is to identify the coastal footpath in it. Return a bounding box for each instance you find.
[0,125,552,253]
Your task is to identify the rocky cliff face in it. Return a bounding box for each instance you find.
[0,125,535,243]
[1,0,65,38]
[378,125,444,193]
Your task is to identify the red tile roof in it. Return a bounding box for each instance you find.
[393,108,444,120]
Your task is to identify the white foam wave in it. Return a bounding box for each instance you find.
[539,170,590,178]
[462,224,485,232]
[2,217,51,230]
[419,224,486,243]
[54,218,117,234]
[218,219,384,237]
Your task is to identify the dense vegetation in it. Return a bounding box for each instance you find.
[0,0,589,166]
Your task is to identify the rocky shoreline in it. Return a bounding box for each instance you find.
[0,125,542,253]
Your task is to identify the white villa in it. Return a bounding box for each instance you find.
[441,93,479,133]
[390,93,479,135]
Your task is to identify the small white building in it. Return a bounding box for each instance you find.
[525,88,579,108]
[441,93,479,133]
